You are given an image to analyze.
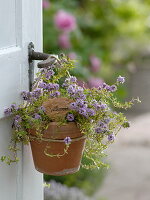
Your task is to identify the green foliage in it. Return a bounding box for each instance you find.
[43,0,150,86]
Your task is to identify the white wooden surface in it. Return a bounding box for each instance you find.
[0,0,43,199]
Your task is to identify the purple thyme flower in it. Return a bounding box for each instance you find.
[105,85,111,91]
[39,82,47,89]
[33,113,41,120]
[86,108,95,116]
[102,83,108,89]
[53,83,59,90]
[50,91,60,98]
[70,76,77,83]
[10,104,18,111]
[32,88,41,98]
[95,127,102,134]
[98,121,107,129]
[14,115,22,121]
[110,85,117,92]
[78,108,87,116]
[100,104,107,110]
[117,76,125,84]
[104,118,111,124]
[76,86,83,93]
[39,106,45,112]
[45,70,55,79]
[76,99,85,108]
[14,120,21,128]
[77,93,86,100]
[108,134,115,141]
[21,91,30,100]
[62,82,68,87]
[4,108,12,116]
[64,136,72,145]
[13,115,22,128]
[47,83,55,91]
[70,102,77,110]
[66,113,74,121]
[67,85,76,94]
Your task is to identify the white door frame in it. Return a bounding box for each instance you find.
[0,0,43,200]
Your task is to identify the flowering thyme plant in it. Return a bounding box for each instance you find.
[1,54,140,168]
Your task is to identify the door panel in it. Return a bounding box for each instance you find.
[0,0,16,49]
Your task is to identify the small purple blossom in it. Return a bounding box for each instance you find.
[39,106,45,112]
[78,93,86,100]
[70,102,77,110]
[86,108,95,116]
[64,136,72,145]
[50,91,60,98]
[66,113,74,121]
[95,127,102,134]
[45,70,55,79]
[14,120,21,128]
[21,91,30,100]
[11,104,18,111]
[39,82,47,89]
[76,99,87,108]
[78,108,87,116]
[104,118,111,124]
[117,76,125,84]
[32,88,41,98]
[4,108,12,116]
[108,134,115,141]
[47,83,55,91]
[14,115,22,121]
[13,115,22,128]
[110,85,117,92]
[62,82,68,88]
[102,83,107,89]
[98,121,107,129]
[100,104,107,110]
[33,113,41,120]
[53,83,59,90]
[70,76,77,83]
[67,85,76,94]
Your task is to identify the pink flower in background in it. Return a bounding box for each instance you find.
[68,52,77,60]
[43,0,50,9]
[90,55,101,72]
[58,33,71,49]
[88,77,103,88]
[54,10,76,32]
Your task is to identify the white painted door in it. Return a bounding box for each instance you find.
[0,0,43,200]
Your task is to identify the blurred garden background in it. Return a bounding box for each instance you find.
[43,0,150,200]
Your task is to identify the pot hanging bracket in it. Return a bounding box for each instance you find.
[28,42,58,90]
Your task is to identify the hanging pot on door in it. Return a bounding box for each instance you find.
[29,122,86,175]
[2,53,138,173]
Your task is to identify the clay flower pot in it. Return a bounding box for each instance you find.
[29,122,86,176]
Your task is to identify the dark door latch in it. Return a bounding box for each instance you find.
[28,42,58,91]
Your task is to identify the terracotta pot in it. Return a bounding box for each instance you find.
[29,122,86,176]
